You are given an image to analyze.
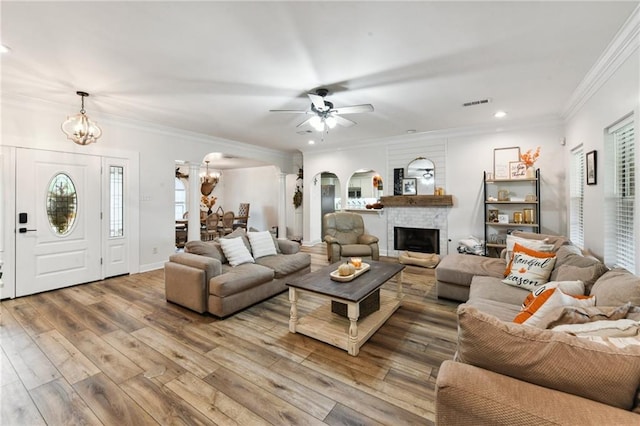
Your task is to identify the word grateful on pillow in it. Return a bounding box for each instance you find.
[247,231,278,259]
[218,236,255,267]
[514,287,595,327]
[503,243,557,291]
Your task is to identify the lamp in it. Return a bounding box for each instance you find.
[61,91,102,145]
[200,160,221,196]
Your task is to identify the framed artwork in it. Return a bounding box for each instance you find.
[586,150,597,185]
[393,168,404,195]
[509,161,527,179]
[402,178,417,195]
[494,147,521,179]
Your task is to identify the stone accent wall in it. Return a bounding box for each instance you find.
[386,206,449,257]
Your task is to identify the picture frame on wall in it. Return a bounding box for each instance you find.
[586,150,597,185]
[494,147,521,179]
[509,161,527,179]
[402,178,417,195]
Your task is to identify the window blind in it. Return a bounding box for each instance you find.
[569,146,584,248]
[605,118,635,272]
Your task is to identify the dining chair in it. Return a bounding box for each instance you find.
[233,203,250,230]
[219,211,235,235]
[201,212,219,241]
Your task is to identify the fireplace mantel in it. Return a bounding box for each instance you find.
[380,195,453,207]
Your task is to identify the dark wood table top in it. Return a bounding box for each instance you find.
[286,260,404,302]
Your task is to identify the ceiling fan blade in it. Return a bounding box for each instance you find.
[296,117,315,128]
[331,104,374,115]
[269,109,309,114]
[308,93,327,111]
[333,115,357,127]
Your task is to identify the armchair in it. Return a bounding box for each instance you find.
[323,212,379,263]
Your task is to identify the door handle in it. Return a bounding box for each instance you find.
[18,228,37,233]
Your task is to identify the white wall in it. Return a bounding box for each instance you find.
[564,46,640,259]
[302,123,567,255]
[1,96,297,272]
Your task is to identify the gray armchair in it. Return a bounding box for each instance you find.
[323,212,380,263]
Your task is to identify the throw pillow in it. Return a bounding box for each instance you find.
[534,303,633,330]
[505,234,554,262]
[218,237,255,267]
[456,304,640,410]
[184,240,224,262]
[553,263,609,295]
[514,287,595,326]
[591,268,640,306]
[502,243,557,291]
[552,319,640,337]
[518,280,585,309]
[247,231,278,259]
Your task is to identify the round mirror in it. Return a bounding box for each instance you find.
[406,157,435,195]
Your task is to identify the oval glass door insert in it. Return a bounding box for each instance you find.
[47,173,78,235]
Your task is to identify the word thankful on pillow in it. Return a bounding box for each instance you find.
[503,243,556,291]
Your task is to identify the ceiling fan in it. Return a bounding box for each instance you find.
[270,88,374,132]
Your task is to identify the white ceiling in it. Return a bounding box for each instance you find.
[2,1,638,156]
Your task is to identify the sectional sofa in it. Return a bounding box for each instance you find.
[434,231,640,424]
[164,228,311,317]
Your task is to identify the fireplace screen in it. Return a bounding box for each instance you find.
[394,227,440,254]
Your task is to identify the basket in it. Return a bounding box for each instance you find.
[331,289,380,319]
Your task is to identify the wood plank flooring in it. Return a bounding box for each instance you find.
[0,244,459,425]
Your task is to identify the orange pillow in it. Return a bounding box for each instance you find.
[503,243,557,291]
[514,287,595,326]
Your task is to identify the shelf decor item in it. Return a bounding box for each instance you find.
[494,147,521,179]
[520,146,541,179]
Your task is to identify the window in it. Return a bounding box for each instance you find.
[175,178,186,220]
[605,116,635,273]
[47,173,77,235]
[109,166,124,237]
[569,146,584,248]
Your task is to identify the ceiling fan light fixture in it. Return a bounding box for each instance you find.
[61,91,102,145]
[325,116,337,129]
[309,115,324,131]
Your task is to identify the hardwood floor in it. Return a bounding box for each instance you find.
[0,244,459,425]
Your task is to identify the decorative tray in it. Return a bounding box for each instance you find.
[329,263,370,282]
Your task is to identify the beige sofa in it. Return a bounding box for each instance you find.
[434,232,640,424]
[164,229,310,317]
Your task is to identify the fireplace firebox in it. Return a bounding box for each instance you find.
[394,227,440,254]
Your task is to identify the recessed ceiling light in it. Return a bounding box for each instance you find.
[308,140,315,145]
[494,111,507,118]
[0,44,10,53]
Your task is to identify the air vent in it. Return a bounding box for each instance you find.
[462,98,491,107]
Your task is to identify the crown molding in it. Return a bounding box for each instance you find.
[562,5,640,121]
[302,115,564,155]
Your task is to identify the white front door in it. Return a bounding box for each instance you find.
[15,149,102,296]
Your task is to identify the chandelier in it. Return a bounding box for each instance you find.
[200,160,221,196]
[61,91,102,145]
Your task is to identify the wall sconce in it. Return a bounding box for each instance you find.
[200,160,221,196]
[61,91,102,145]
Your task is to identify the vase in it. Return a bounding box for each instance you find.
[526,166,536,179]
[207,208,212,215]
